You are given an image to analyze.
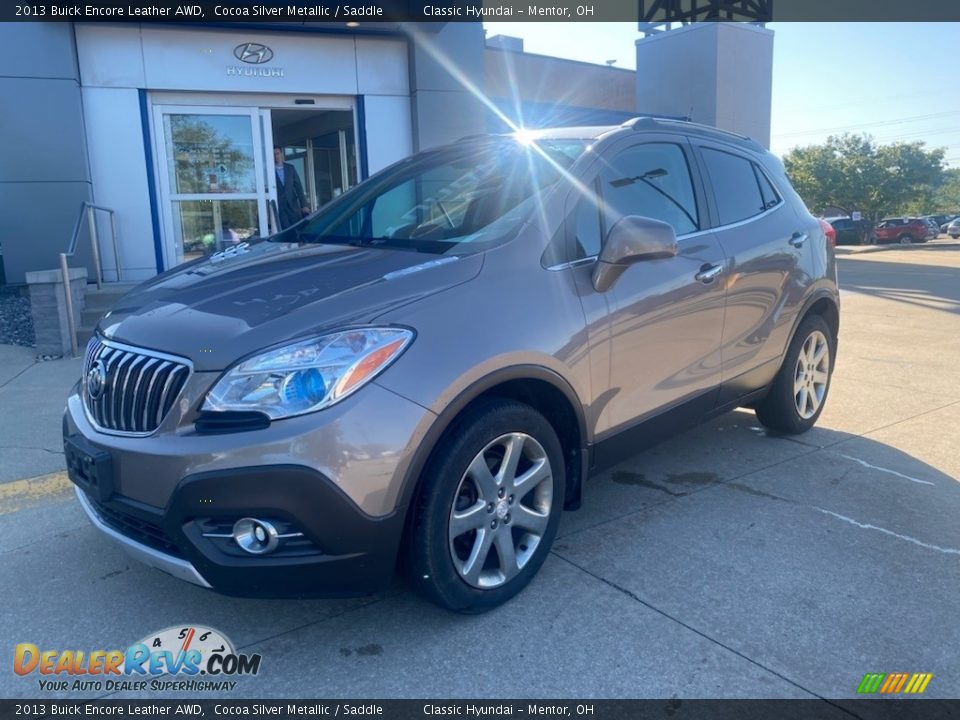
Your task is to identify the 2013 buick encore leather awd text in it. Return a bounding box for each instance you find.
[64,118,839,611]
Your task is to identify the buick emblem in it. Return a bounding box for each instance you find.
[86,359,107,401]
[234,43,274,64]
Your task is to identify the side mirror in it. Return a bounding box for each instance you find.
[592,215,678,292]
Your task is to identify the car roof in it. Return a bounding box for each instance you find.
[517,126,620,140]
[476,117,766,153]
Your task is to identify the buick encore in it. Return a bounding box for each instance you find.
[64,118,839,612]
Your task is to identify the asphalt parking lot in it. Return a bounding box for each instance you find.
[1,240,958,701]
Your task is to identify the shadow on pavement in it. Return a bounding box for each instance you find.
[838,254,960,313]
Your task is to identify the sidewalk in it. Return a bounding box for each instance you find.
[0,344,81,484]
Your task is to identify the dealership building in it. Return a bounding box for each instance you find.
[0,19,771,349]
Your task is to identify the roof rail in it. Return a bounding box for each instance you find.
[620,116,660,130]
[453,132,500,143]
[620,116,763,151]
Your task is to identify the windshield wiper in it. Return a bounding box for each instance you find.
[609,169,698,230]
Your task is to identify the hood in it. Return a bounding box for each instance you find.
[99,240,482,371]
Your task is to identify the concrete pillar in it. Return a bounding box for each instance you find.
[26,268,87,357]
[0,23,94,284]
[407,23,488,152]
[635,23,773,148]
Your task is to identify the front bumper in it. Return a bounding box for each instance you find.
[75,486,212,588]
[64,371,434,596]
[71,461,408,596]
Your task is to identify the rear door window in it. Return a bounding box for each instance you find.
[700,148,770,226]
[754,166,782,211]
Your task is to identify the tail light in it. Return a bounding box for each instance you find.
[818,218,836,249]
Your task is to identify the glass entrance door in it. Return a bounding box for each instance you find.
[154,105,269,266]
[308,129,357,207]
[268,108,358,224]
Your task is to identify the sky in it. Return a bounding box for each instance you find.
[483,22,960,165]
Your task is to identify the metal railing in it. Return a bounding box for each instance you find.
[60,202,122,358]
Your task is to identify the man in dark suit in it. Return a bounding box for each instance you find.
[273,145,310,229]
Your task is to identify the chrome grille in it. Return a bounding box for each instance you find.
[83,336,191,434]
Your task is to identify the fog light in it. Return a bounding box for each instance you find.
[232,518,279,555]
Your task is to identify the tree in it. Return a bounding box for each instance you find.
[783,133,945,223]
[930,168,960,214]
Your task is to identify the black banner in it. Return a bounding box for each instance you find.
[2,700,960,720]
[4,1,960,23]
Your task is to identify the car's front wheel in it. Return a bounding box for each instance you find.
[407,399,565,612]
[755,314,835,434]
[898,234,915,244]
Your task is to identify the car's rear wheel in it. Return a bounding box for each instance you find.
[407,399,565,612]
[755,314,834,434]
[898,234,914,244]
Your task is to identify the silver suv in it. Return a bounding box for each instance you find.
[64,118,839,612]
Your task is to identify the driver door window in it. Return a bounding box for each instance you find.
[565,144,699,264]
[599,143,700,237]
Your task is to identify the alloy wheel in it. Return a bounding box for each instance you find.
[448,432,553,589]
[793,330,830,419]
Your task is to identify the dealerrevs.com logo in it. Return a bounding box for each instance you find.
[14,625,261,693]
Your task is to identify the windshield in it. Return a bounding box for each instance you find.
[292,137,588,254]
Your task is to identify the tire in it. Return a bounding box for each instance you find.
[898,234,914,244]
[755,314,835,434]
[951,234,959,240]
[407,399,565,612]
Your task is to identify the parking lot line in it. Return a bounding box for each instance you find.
[0,471,71,515]
[835,454,934,485]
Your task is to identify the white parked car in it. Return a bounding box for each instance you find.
[947,218,960,239]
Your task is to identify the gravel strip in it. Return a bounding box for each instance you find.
[0,290,35,347]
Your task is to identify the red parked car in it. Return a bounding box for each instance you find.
[874,217,933,244]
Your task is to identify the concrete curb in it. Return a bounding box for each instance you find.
[834,245,887,255]
[835,239,960,255]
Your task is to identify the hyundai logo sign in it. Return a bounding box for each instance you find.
[234,43,274,64]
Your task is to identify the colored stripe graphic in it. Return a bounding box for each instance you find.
[904,674,920,694]
[858,672,932,694]
[857,673,886,694]
[880,674,900,693]
[914,674,933,694]
[893,673,909,693]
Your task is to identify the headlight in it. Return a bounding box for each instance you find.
[202,327,413,419]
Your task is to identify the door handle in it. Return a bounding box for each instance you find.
[790,231,808,248]
[695,263,723,283]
